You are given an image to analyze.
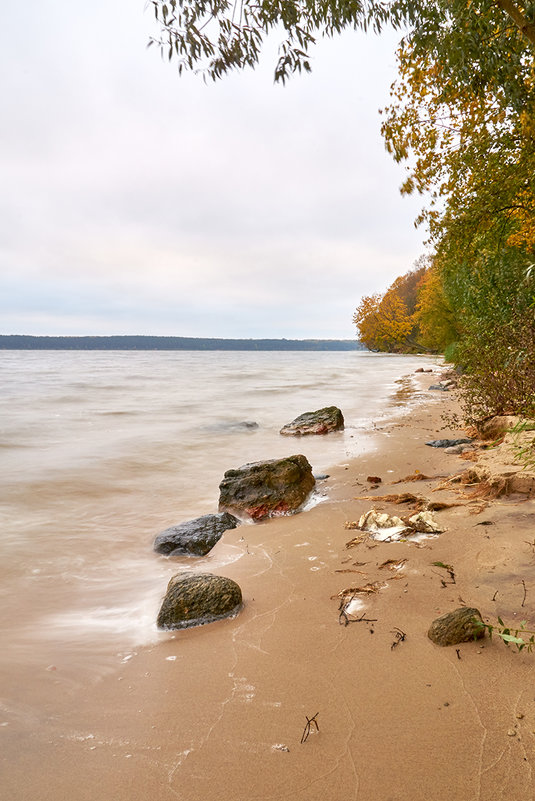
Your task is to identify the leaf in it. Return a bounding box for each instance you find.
[499,633,526,645]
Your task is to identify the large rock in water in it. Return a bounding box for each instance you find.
[428,607,485,646]
[218,454,315,520]
[157,573,242,630]
[153,512,240,557]
[280,406,344,436]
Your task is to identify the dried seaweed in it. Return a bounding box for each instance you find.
[378,558,407,571]
[345,532,369,548]
[358,492,422,505]
[358,494,460,513]
[459,450,479,462]
[334,568,368,575]
[332,581,385,602]
[393,472,433,483]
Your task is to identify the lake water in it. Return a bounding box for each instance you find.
[0,350,437,679]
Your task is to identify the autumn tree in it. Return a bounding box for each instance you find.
[148,1,535,84]
[414,261,457,352]
[149,0,535,416]
[353,265,430,352]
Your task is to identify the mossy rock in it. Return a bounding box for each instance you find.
[157,573,242,630]
[218,454,315,520]
[280,406,344,436]
[428,607,485,647]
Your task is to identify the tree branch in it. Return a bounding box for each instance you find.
[494,0,535,49]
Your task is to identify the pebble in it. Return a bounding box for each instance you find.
[507,730,517,737]
[516,713,524,720]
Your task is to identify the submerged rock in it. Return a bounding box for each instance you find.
[205,420,259,433]
[218,454,315,520]
[280,406,344,436]
[428,607,485,646]
[157,573,242,630]
[154,512,240,557]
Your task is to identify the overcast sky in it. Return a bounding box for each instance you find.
[1,2,426,339]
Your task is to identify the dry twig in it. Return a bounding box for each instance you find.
[301,713,319,744]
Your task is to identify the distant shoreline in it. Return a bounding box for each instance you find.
[0,335,366,351]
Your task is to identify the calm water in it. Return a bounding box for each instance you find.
[0,350,436,677]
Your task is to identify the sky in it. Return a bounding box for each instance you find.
[1,2,427,339]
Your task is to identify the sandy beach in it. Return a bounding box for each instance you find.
[3,372,535,801]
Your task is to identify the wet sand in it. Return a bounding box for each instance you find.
[3,376,535,800]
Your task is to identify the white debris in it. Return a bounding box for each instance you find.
[408,511,443,533]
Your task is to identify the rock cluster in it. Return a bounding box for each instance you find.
[155,406,340,631]
[429,380,456,391]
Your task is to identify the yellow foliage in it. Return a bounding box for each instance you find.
[354,268,425,352]
[415,264,457,350]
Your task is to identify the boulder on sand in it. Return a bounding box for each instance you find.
[280,406,344,436]
[157,572,242,630]
[218,454,315,520]
[153,512,240,557]
[428,607,485,646]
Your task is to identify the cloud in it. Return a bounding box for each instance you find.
[0,3,426,337]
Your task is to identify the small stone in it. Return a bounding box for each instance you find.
[507,730,517,737]
[516,713,525,720]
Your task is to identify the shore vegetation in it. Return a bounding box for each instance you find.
[148,1,535,423]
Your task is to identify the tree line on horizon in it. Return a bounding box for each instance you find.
[0,335,366,352]
[148,1,535,423]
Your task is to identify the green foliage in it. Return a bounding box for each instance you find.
[475,616,535,653]
[148,1,535,84]
[510,419,535,471]
[442,248,535,421]
[150,2,535,425]
[443,342,458,364]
